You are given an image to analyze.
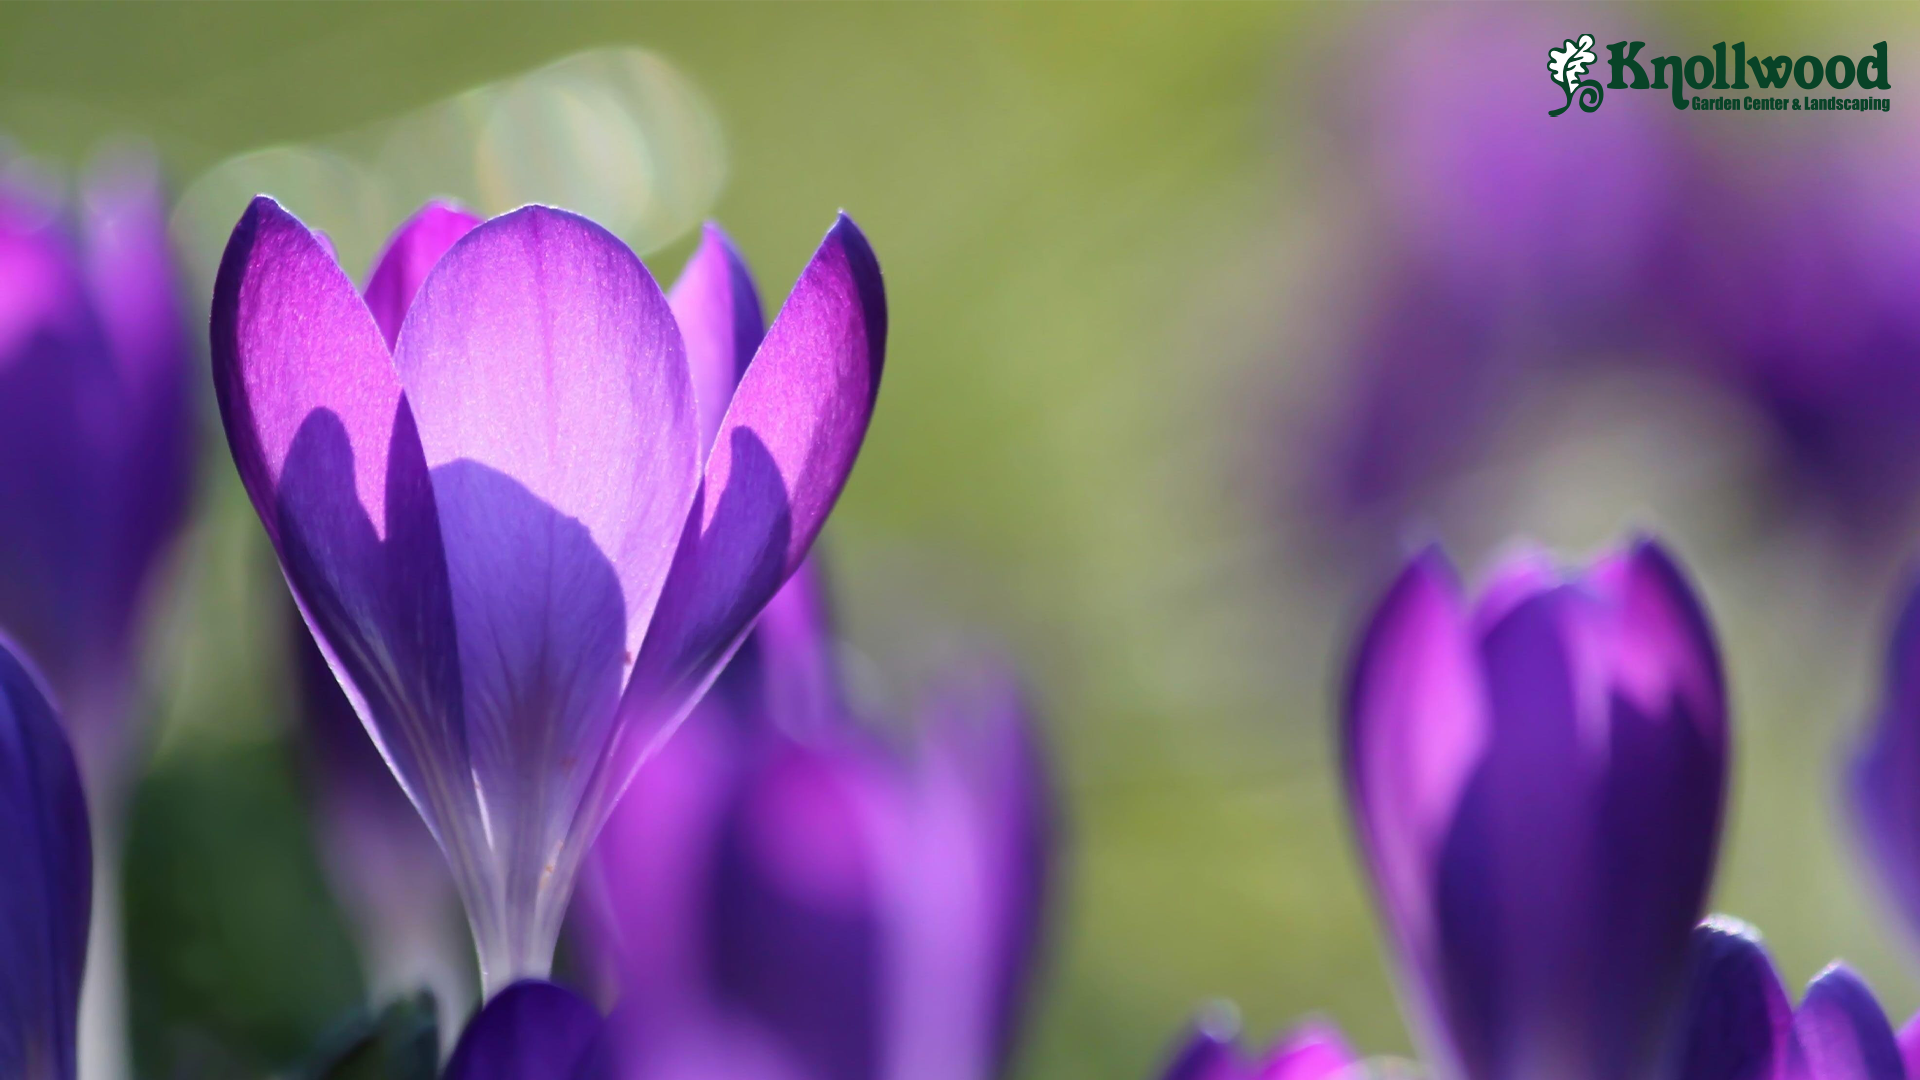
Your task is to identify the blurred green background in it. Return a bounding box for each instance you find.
[6,3,1920,1077]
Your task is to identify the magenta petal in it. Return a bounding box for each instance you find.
[1796,966,1904,1080]
[392,205,700,971]
[210,196,472,876]
[1672,917,1800,1080]
[1255,1022,1358,1080]
[0,638,90,1080]
[443,980,608,1080]
[361,201,481,349]
[625,213,886,730]
[1897,1011,1920,1079]
[669,223,765,455]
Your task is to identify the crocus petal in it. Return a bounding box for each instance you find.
[625,212,887,737]
[1848,574,1920,951]
[669,222,764,455]
[1795,966,1904,1080]
[1671,917,1799,1080]
[1895,1011,1920,1080]
[392,204,700,973]
[0,637,91,1080]
[706,740,886,1080]
[443,980,608,1080]
[1342,546,1485,1057]
[361,201,481,349]
[1255,1021,1359,1080]
[730,556,843,737]
[209,196,473,883]
[883,673,1053,1080]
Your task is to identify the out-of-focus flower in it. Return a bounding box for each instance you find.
[1302,9,1688,531]
[578,568,1052,1080]
[293,615,468,1010]
[210,198,886,991]
[442,980,608,1080]
[1342,536,1727,1080]
[0,147,195,799]
[0,635,93,1080]
[1672,917,1905,1080]
[1155,1014,1356,1080]
[1672,125,1920,540]
[578,235,1047,1080]
[1845,571,1920,957]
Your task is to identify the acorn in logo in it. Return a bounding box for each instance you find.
[1549,33,1605,115]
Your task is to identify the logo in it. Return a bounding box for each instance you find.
[1548,34,1604,116]
[1548,37,1890,116]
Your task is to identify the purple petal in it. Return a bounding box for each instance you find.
[883,672,1053,1079]
[1896,1011,1920,1080]
[443,979,608,1080]
[728,556,844,738]
[669,222,764,455]
[623,212,886,739]
[361,201,481,349]
[706,740,887,1080]
[1848,573,1920,951]
[1342,546,1486,1056]
[1671,917,1799,1080]
[1795,966,1904,1080]
[76,151,195,710]
[575,705,739,1020]
[209,196,473,902]
[0,636,91,1080]
[391,204,700,972]
[1157,1022,1248,1080]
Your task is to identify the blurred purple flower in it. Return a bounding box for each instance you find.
[0,635,93,1080]
[1673,125,1920,539]
[574,242,1050,1076]
[1845,570,1920,957]
[1342,536,1727,1080]
[578,566,1052,1080]
[293,613,466,1005]
[0,148,195,799]
[1672,918,1903,1080]
[210,199,886,991]
[1155,1014,1355,1080]
[1305,9,1689,528]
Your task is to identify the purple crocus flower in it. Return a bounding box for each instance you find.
[1672,917,1904,1080]
[1343,536,1727,1080]
[1846,570,1920,956]
[578,455,1048,1080]
[0,148,194,798]
[210,198,886,992]
[0,635,93,1080]
[1155,1015,1355,1080]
